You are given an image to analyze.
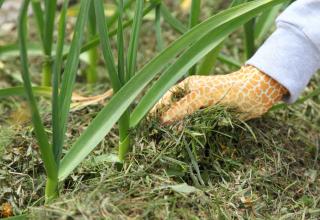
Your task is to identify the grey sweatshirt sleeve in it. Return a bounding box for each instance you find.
[246,0,320,103]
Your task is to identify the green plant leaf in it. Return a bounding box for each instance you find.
[197,0,244,75]
[117,0,126,85]
[0,43,89,63]
[217,53,242,68]
[189,0,201,29]
[43,0,57,55]
[254,3,283,42]
[52,0,69,165]
[59,0,91,151]
[86,1,98,84]
[94,0,121,92]
[18,0,57,181]
[188,0,201,75]
[243,0,256,59]
[58,0,287,181]
[31,0,45,49]
[127,0,144,79]
[115,0,131,161]
[160,3,240,71]
[161,4,187,34]
[197,43,224,75]
[155,4,164,52]
[0,86,52,98]
[107,0,135,27]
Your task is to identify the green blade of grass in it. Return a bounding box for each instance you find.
[52,0,69,165]
[31,0,45,48]
[59,0,91,150]
[230,0,256,59]
[0,86,52,98]
[188,0,201,75]
[0,0,4,8]
[217,53,241,68]
[86,1,98,84]
[63,0,160,60]
[126,0,144,79]
[243,0,256,59]
[0,42,89,64]
[43,0,57,55]
[244,17,255,59]
[189,0,201,29]
[117,0,126,85]
[116,0,131,161]
[94,0,121,92]
[197,43,224,75]
[107,0,135,27]
[155,4,164,52]
[197,0,241,75]
[58,0,287,181]
[254,3,283,42]
[18,0,58,200]
[41,0,57,86]
[160,4,240,71]
[161,4,187,34]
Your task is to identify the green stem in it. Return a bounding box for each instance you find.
[244,17,255,59]
[42,0,57,86]
[118,110,130,162]
[42,58,52,86]
[155,4,164,52]
[18,0,58,203]
[197,43,223,75]
[87,45,98,84]
[86,1,98,85]
[45,176,59,203]
[243,0,255,59]
[188,0,201,75]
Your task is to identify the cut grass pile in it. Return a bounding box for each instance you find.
[1,100,319,219]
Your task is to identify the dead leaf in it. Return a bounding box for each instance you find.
[1,202,13,218]
[161,183,200,195]
[240,196,254,208]
[71,89,113,111]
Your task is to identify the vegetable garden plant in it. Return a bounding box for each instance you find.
[0,0,291,203]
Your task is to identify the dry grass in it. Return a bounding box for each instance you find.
[1,99,320,219]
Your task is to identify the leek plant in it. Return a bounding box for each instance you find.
[14,0,288,203]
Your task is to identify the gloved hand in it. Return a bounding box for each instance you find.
[151,65,288,124]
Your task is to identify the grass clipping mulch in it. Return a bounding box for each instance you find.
[1,105,319,219]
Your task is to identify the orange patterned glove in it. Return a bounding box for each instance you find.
[152,65,288,124]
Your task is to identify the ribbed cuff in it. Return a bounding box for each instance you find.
[246,22,320,103]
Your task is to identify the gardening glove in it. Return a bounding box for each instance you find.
[151,65,288,124]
